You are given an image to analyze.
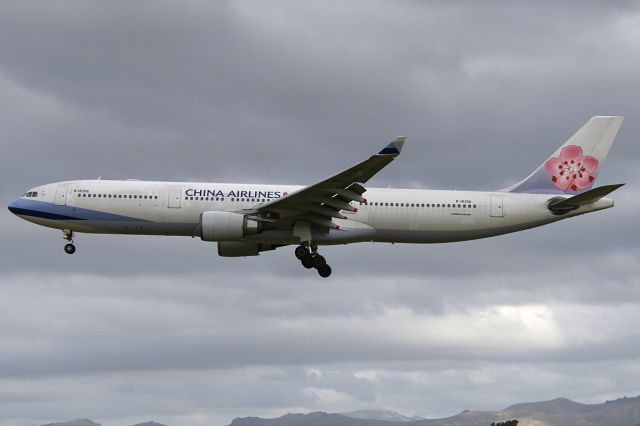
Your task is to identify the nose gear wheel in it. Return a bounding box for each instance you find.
[63,230,76,255]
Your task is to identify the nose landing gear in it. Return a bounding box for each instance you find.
[63,230,76,255]
[294,244,332,278]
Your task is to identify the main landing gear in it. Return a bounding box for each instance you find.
[63,230,76,255]
[295,244,332,278]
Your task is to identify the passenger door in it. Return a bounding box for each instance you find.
[168,187,182,208]
[54,185,69,206]
[490,195,504,217]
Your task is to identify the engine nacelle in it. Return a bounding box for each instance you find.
[218,241,279,257]
[200,211,262,241]
[218,241,260,257]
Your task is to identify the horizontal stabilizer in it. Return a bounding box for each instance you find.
[548,183,624,215]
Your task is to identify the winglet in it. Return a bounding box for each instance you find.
[378,136,406,156]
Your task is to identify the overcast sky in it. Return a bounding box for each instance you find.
[1,1,640,425]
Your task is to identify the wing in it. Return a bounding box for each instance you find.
[245,137,405,230]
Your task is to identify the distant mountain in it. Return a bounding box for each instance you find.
[37,420,170,426]
[229,412,397,426]
[41,420,100,426]
[343,409,424,422]
[229,395,640,426]
[35,396,640,426]
[131,422,170,426]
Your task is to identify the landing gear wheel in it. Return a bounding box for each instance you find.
[317,264,332,278]
[64,243,76,255]
[312,255,326,268]
[301,255,314,269]
[294,245,308,260]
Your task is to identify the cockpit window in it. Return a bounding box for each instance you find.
[23,191,38,198]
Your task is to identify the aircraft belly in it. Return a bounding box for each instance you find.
[24,216,196,236]
[244,220,377,245]
[373,217,559,243]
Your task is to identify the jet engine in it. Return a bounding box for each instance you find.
[218,241,261,257]
[200,211,262,241]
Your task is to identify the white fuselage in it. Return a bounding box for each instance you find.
[10,180,614,246]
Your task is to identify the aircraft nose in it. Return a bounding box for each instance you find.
[8,199,20,215]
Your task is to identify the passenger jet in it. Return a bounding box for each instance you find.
[8,116,624,277]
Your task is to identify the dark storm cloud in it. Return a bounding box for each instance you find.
[1,0,638,186]
[1,1,639,426]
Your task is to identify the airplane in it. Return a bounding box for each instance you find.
[8,116,624,278]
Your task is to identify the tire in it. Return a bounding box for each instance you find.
[301,255,314,269]
[64,243,76,255]
[294,245,308,260]
[318,264,332,278]
[312,254,326,268]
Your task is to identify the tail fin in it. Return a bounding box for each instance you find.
[504,116,623,194]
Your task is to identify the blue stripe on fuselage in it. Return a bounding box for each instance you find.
[8,198,149,222]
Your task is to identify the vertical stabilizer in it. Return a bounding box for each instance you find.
[504,116,623,194]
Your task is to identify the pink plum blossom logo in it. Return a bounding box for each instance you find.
[544,145,599,191]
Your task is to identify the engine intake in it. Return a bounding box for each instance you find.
[200,211,262,241]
